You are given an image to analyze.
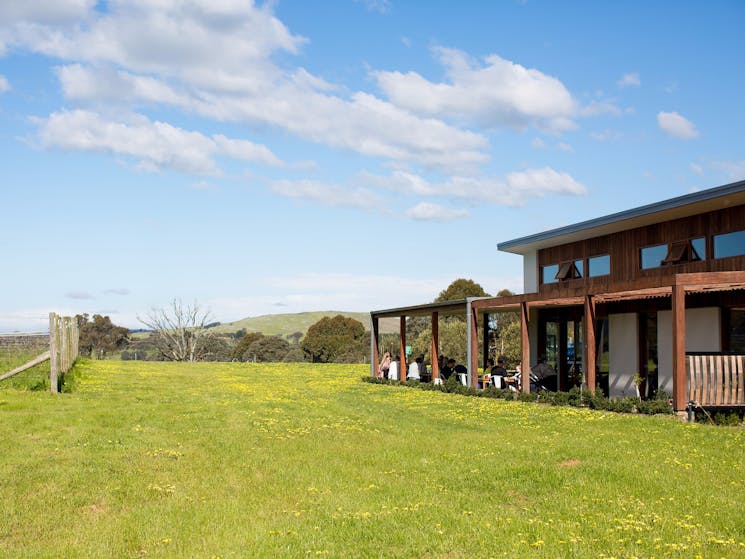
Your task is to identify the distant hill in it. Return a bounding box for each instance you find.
[209,311,392,339]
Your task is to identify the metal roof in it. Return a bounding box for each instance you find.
[498,178,745,255]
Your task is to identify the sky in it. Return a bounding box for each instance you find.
[1,0,744,333]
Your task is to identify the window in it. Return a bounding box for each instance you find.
[555,261,582,281]
[542,264,558,284]
[574,259,584,277]
[641,238,706,269]
[662,240,703,265]
[691,237,706,260]
[729,310,745,353]
[640,244,667,269]
[714,229,745,259]
[588,255,610,277]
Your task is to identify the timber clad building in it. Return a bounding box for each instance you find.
[370,180,745,412]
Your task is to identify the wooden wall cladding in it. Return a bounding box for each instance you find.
[537,205,745,289]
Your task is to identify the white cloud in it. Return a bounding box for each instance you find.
[557,142,573,152]
[212,135,282,166]
[9,2,489,172]
[33,110,283,175]
[590,129,622,142]
[65,291,95,300]
[0,75,9,92]
[55,64,190,106]
[103,288,131,296]
[0,0,94,24]
[711,160,745,181]
[617,72,640,87]
[579,99,622,117]
[657,111,699,139]
[207,273,451,320]
[355,0,391,14]
[374,46,577,132]
[405,202,468,222]
[362,167,587,206]
[531,137,546,149]
[270,179,384,211]
[690,163,704,176]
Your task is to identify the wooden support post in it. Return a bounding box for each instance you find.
[584,295,596,394]
[482,312,490,370]
[672,284,687,411]
[430,312,440,380]
[371,315,380,377]
[49,312,59,393]
[521,302,531,393]
[467,302,479,387]
[399,316,407,379]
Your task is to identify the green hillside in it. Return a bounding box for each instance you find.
[208,310,374,338]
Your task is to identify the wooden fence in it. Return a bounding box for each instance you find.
[0,313,79,392]
[687,353,745,407]
[49,313,79,392]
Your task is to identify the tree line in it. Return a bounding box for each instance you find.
[76,280,520,365]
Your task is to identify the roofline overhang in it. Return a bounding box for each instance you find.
[498,179,745,255]
[370,297,492,319]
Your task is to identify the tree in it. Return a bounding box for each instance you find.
[301,315,367,363]
[411,320,467,364]
[435,278,490,302]
[232,332,265,361]
[137,299,213,362]
[287,331,303,345]
[200,335,234,362]
[232,328,247,340]
[497,320,522,368]
[76,314,130,359]
[245,336,290,362]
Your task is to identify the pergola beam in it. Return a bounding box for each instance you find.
[672,284,687,411]
[520,301,531,393]
[584,295,596,394]
[430,312,440,380]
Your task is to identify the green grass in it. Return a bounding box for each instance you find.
[0,345,51,391]
[0,360,743,558]
[208,310,396,337]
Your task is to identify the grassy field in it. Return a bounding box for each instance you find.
[208,311,370,337]
[208,310,399,337]
[1,361,743,558]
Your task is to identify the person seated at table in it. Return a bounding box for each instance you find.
[491,356,508,376]
[440,358,455,380]
[453,362,468,383]
[488,356,509,388]
[417,355,429,380]
[407,355,423,381]
[388,355,400,381]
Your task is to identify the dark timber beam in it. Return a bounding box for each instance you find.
[399,316,407,378]
[672,284,687,411]
[584,295,596,394]
[521,302,531,394]
[469,303,479,387]
[482,312,490,371]
[431,312,440,380]
[371,315,380,377]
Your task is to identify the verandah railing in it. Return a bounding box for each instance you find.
[687,353,745,406]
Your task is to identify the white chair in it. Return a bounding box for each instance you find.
[457,373,468,386]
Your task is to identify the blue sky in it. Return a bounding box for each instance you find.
[1,0,743,332]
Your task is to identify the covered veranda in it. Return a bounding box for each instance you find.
[370,271,745,411]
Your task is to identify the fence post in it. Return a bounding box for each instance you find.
[49,313,59,393]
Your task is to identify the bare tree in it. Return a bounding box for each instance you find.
[138,299,212,362]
